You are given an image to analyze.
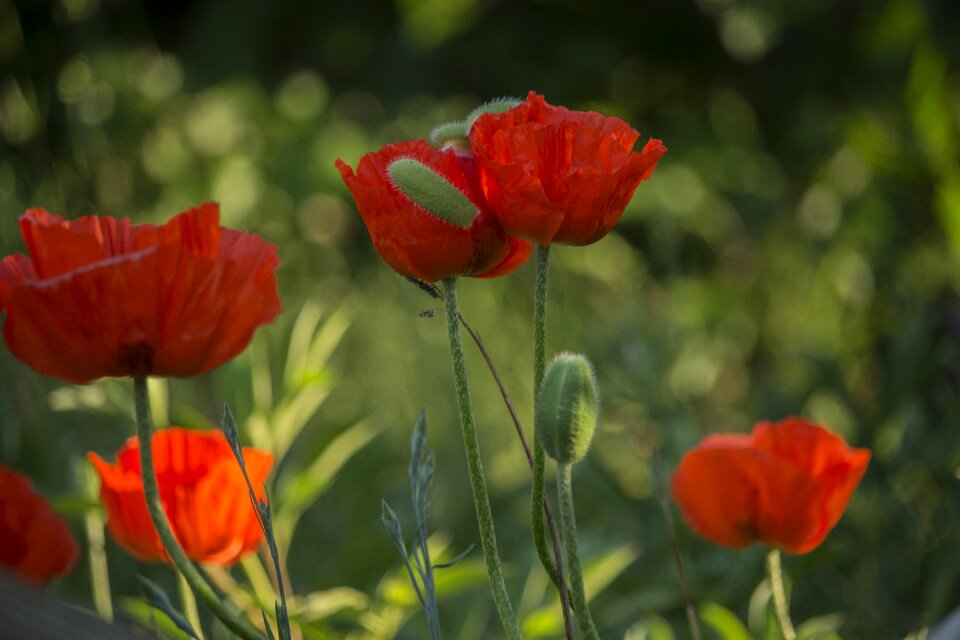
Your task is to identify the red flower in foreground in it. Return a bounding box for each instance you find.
[671,418,870,554]
[337,140,531,282]
[470,91,667,247]
[0,202,281,384]
[88,427,273,566]
[0,464,78,585]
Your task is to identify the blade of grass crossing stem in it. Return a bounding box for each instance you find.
[221,404,292,640]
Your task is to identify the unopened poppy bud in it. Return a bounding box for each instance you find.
[536,353,599,464]
[466,97,522,130]
[388,158,479,228]
[429,120,469,148]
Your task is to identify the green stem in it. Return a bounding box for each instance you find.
[532,245,558,589]
[557,463,600,640]
[533,245,550,398]
[178,570,204,639]
[132,377,266,640]
[441,279,522,640]
[766,549,796,640]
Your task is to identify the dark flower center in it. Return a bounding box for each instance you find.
[118,341,155,376]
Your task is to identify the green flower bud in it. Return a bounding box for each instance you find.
[465,96,522,130]
[429,120,468,148]
[535,353,599,464]
[388,158,479,228]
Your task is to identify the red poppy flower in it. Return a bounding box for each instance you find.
[0,202,281,384]
[0,464,79,585]
[670,417,871,554]
[470,91,667,247]
[336,140,531,282]
[88,427,273,566]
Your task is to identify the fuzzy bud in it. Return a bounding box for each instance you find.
[388,158,479,228]
[465,97,522,130]
[535,353,599,464]
[429,120,469,148]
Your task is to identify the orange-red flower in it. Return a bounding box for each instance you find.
[670,417,870,554]
[0,202,281,384]
[336,140,531,282]
[470,91,667,247]
[88,427,273,566]
[0,464,78,585]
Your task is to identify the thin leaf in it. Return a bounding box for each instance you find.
[137,576,201,640]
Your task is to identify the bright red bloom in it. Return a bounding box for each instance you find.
[0,464,78,585]
[470,91,667,246]
[336,140,531,282]
[0,202,281,384]
[670,417,871,554]
[88,427,273,566]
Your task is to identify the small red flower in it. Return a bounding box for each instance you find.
[0,202,281,384]
[470,91,667,246]
[336,140,531,282]
[670,417,871,554]
[88,427,273,566]
[0,464,78,585]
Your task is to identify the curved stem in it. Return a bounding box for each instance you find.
[766,549,796,640]
[557,463,600,640]
[441,279,522,640]
[133,377,266,640]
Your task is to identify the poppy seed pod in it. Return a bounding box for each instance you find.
[535,353,599,464]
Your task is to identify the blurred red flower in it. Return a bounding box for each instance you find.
[671,417,871,554]
[337,140,531,282]
[88,427,273,566]
[470,91,667,247]
[0,202,281,384]
[0,464,78,585]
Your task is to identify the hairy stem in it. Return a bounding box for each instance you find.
[766,549,796,640]
[132,377,265,640]
[531,245,557,593]
[456,309,573,639]
[441,279,522,639]
[557,463,600,640]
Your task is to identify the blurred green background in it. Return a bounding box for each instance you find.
[2,0,960,638]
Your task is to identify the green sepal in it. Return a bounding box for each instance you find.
[465,96,522,130]
[430,120,468,148]
[388,158,479,228]
[535,353,599,464]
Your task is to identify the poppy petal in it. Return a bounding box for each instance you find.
[89,428,274,566]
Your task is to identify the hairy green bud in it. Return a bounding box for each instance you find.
[429,120,468,148]
[388,158,479,228]
[465,96,522,130]
[535,353,599,464]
